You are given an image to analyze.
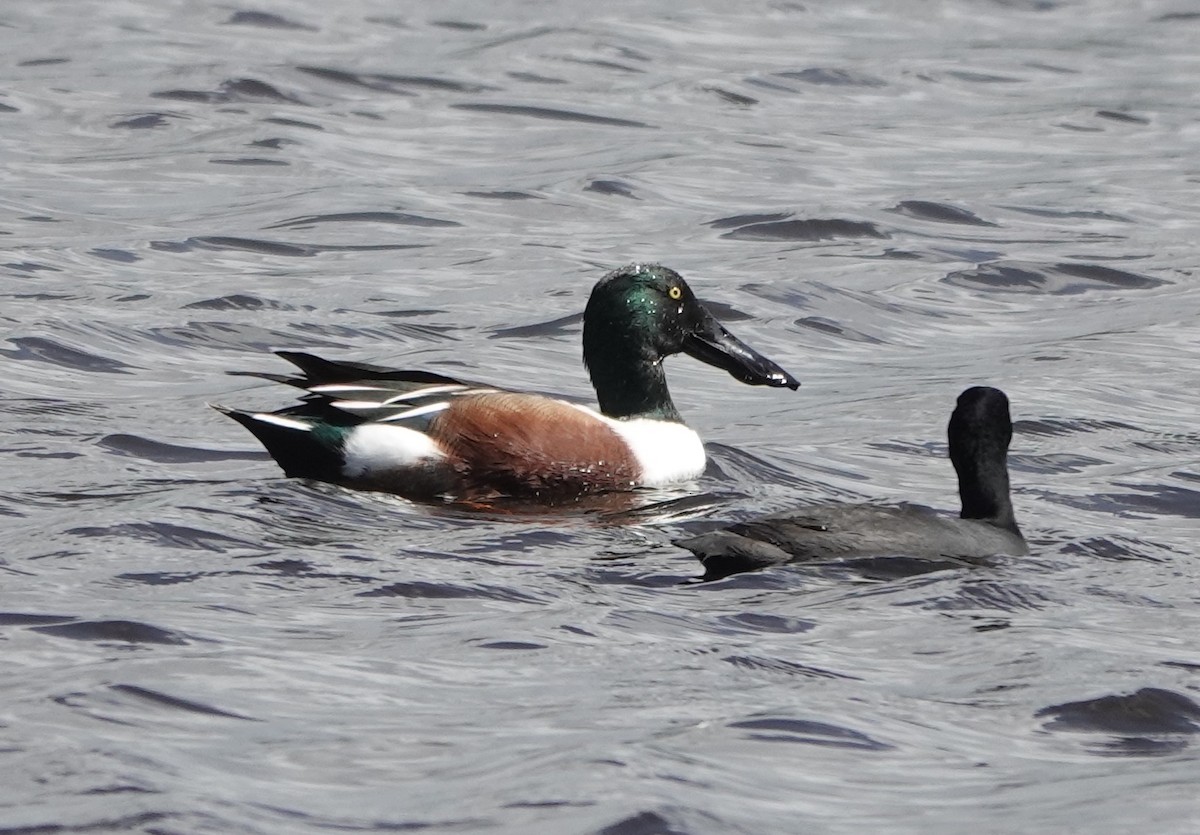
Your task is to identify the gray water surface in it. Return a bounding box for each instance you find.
[3,1,1200,833]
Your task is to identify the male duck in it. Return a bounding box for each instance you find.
[216,264,799,502]
[678,386,1028,580]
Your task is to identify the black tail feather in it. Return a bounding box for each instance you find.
[211,405,344,481]
[275,351,464,386]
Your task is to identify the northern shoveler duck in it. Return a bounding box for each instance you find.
[678,386,1027,580]
[215,264,800,502]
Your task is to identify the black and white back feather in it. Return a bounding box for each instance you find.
[230,351,501,430]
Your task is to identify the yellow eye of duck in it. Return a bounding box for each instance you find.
[668,286,682,300]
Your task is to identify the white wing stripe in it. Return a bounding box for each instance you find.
[330,400,394,411]
[253,413,313,432]
[379,402,452,422]
[380,384,470,403]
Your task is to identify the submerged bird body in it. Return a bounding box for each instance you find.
[216,265,799,502]
[679,386,1027,579]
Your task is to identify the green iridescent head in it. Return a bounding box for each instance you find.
[581,263,799,420]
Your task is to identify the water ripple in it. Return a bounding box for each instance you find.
[727,717,893,751]
[32,619,189,645]
[151,78,306,105]
[452,103,652,128]
[714,215,887,241]
[946,261,1168,294]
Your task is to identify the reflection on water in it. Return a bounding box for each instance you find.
[3,1,1199,833]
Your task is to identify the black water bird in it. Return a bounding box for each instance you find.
[678,386,1027,580]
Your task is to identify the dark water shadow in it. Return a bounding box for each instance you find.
[267,211,461,230]
[723,654,859,681]
[889,200,998,226]
[594,810,692,835]
[728,716,893,750]
[183,293,296,311]
[110,684,260,721]
[1015,416,1142,437]
[1047,483,1200,520]
[452,103,652,128]
[65,520,267,553]
[225,11,316,31]
[31,619,189,645]
[99,434,268,464]
[357,580,543,603]
[489,312,582,339]
[152,78,306,105]
[945,260,1167,294]
[297,65,497,95]
[713,214,887,241]
[110,112,185,130]
[180,236,428,257]
[1037,687,1200,757]
[1,336,136,374]
[1058,535,1169,563]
